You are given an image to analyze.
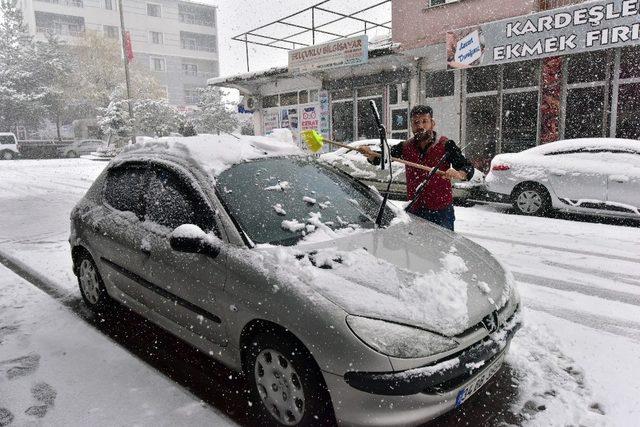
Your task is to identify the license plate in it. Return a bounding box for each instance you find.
[455,354,504,408]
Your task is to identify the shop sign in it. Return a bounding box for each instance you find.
[301,106,319,131]
[289,35,368,73]
[447,0,640,69]
[263,110,280,133]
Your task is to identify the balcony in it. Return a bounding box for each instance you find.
[35,0,84,8]
[36,25,85,37]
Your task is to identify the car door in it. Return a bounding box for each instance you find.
[605,150,640,213]
[94,163,157,306]
[80,140,100,155]
[544,150,607,206]
[139,164,229,345]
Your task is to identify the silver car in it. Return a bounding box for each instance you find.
[61,139,105,158]
[70,137,521,426]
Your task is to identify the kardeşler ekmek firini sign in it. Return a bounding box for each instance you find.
[446,0,640,69]
[288,35,368,74]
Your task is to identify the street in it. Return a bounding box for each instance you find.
[0,158,639,426]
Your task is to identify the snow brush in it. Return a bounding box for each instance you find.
[301,130,445,176]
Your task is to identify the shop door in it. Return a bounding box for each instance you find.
[465,96,498,172]
[357,97,383,140]
[332,101,354,142]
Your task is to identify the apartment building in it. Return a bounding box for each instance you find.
[18,0,219,107]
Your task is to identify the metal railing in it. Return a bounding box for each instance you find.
[35,0,84,7]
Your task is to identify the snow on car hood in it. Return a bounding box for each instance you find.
[256,220,512,337]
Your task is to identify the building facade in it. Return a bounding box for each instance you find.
[18,0,219,108]
[396,0,640,171]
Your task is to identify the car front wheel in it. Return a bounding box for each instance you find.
[512,184,550,216]
[1,150,14,160]
[77,252,111,310]
[246,332,334,426]
[67,150,78,158]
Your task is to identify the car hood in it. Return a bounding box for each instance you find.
[260,219,512,337]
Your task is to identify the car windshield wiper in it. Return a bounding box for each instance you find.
[369,100,393,227]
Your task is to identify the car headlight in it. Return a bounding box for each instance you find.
[346,316,459,359]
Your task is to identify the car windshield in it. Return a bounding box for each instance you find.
[216,157,395,246]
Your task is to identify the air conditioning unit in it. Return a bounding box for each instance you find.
[240,95,257,111]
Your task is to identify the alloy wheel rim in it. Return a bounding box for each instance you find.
[517,190,542,213]
[254,349,305,425]
[79,259,100,304]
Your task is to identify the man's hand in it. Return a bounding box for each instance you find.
[444,168,467,181]
[356,145,378,161]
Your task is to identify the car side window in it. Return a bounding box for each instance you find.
[104,164,148,218]
[145,166,216,233]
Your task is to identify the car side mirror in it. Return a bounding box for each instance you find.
[170,224,221,258]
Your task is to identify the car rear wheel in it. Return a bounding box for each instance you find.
[512,184,550,216]
[67,150,78,158]
[246,332,335,426]
[77,253,111,310]
[1,150,14,160]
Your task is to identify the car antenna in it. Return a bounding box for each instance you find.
[369,100,393,227]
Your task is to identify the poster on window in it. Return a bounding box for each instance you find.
[301,106,319,131]
[280,108,299,140]
[318,90,330,138]
[263,110,279,133]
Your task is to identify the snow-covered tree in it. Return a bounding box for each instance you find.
[194,87,239,135]
[0,0,47,131]
[97,96,133,145]
[134,99,180,137]
[177,114,198,136]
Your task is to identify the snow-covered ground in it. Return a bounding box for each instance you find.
[0,158,639,426]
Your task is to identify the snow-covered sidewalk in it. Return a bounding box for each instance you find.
[0,158,639,426]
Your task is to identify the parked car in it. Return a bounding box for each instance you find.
[60,139,105,158]
[485,138,640,219]
[320,139,486,204]
[70,135,521,426]
[0,132,19,160]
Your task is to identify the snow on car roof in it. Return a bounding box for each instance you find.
[117,130,304,177]
[524,138,640,155]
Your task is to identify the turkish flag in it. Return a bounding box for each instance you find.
[124,31,134,62]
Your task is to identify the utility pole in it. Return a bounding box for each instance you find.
[118,0,136,144]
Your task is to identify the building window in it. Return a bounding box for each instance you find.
[182,63,197,76]
[104,25,119,39]
[184,88,200,104]
[425,71,455,98]
[147,3,161,17]
[279,92,298,106]
[181,38,197,50]
[428,0,460,7]
[104,0,113,10]
[150,57,166,72]
[262,95,278,108]
[150,31,163,44]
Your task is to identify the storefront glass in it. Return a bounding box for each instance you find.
[503,60,539,89]
[565,86,605,139]
[466,65,499,93]
[332,101,353,142]
[501,91,538,153]
[465,95,498,172]
[616,83,640,140]
[357,97,383,139]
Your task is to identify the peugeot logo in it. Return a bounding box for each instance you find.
[482,311,499,333]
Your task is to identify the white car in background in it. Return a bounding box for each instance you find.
[0,132,19,160]
[485,138,640,219]
[60,139,105,158]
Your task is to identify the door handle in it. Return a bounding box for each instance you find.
[609,175,629,183]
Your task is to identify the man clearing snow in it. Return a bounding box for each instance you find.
[358,105,474,231]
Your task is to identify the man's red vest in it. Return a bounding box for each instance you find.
[402,135,452,211]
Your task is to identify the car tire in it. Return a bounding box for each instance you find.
[67,150,78,158]
[76,251,111,311]
[512,184,551,216]
[245,332,335,426]
[1,150,14,160]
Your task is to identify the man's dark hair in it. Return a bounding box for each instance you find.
[410,105,433,118]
